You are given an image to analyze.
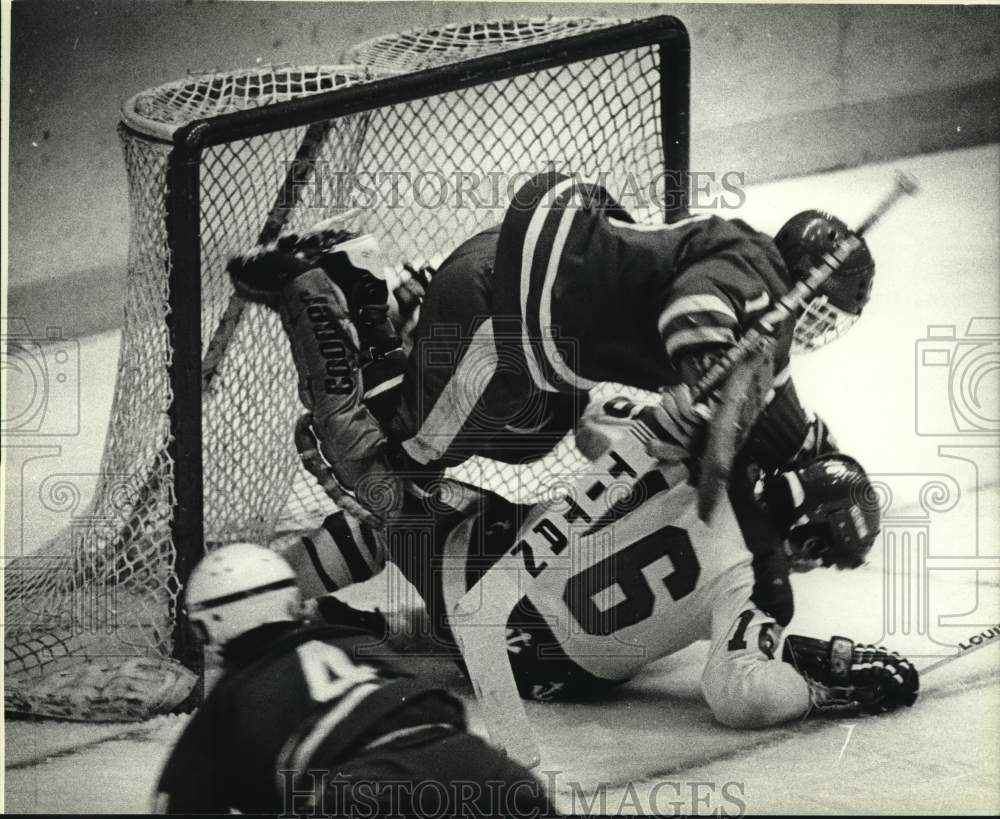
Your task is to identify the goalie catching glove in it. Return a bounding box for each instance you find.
[227,223,405,523]
[783,634,919,715]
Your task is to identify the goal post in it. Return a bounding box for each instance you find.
[4,15,690,720]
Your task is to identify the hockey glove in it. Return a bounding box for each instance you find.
[644,383,712,463]
[783,634,919,715]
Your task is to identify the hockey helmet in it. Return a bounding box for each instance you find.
[761,453,880,572]
[185,543,301,645]
[774,210,875,353]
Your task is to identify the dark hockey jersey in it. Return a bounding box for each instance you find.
[396,172,795,471]
[154,622,461,814]
[491,171,794,391]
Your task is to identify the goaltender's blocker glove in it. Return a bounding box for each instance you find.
[783,634,919,715]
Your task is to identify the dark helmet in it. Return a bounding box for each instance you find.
[774,210,875,354]
[761,453,881,571]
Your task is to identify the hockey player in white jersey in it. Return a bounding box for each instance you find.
[433,395,917,725]
[284,394,918,727]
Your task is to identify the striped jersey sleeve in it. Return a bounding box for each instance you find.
[492,173,794,389]
[652,216,792,365]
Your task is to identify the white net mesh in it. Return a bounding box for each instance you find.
[345,17,625,73]
[5,17,684,717]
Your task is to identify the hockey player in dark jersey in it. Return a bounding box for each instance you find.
[229,172,873,527]
[153,543,556,816]
[234,180,871,519]
[388,172,873,482]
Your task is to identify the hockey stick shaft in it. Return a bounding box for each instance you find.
[693,171,919,402]
[919,625,1000,676]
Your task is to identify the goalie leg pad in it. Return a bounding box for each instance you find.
[279,269,389,493]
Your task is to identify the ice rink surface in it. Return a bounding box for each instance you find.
[4,144,999,813]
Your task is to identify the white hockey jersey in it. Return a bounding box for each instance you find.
[440,396,813,727]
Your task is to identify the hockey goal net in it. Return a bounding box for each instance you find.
[4,16,689,719]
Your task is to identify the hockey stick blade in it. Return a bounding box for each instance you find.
[441,527,542,769]
[697,340,775,522]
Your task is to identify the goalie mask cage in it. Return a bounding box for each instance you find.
[4,15,689,717]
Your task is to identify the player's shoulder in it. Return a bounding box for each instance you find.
[672,213,777,248]
[280,620,387,653]
[499,171,630,245]
[599,211,776,264]
[219,621,374,673]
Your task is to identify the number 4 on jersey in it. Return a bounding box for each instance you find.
[297,641,379,702]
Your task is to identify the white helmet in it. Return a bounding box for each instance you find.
[185,543,301,646]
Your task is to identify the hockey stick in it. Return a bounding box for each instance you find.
[441,514,542,769]
[919,625,1000,677]
[693,171,920,521]
[693,170,920,402]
